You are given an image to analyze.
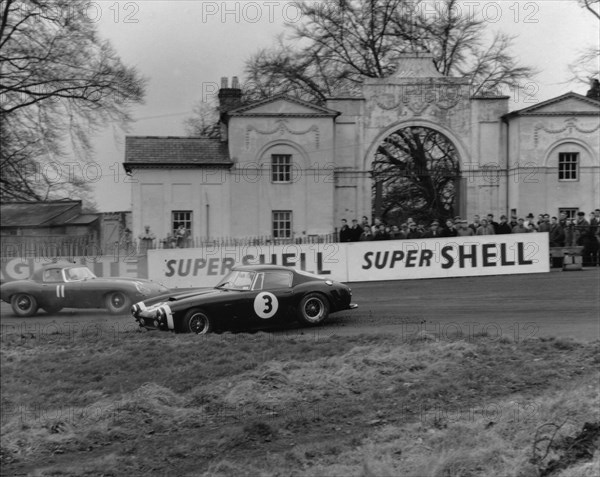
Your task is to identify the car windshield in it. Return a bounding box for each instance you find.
[215,270,256,290]
[63,267,96,282]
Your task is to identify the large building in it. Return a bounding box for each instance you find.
[123,54,599,243]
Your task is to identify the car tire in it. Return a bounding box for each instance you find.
[11,293,39,317]
[105,292,132,315]
[182,309,213,334]
[42,305,63,314]
[297,293,329,326]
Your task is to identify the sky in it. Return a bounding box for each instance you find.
[86,0,599,212]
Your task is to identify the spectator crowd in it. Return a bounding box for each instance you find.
[339,209,600,266]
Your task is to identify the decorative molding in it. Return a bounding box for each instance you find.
[534,117,600,146]
[245,119,320,149]
[375,86,464,115]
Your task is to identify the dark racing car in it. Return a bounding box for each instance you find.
[132,265,358,334]
[0,264,169,316]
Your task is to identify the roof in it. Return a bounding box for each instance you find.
[226,94,340,117]
[0,201,82,228]
[123,136,232,169]
[504,92,600,119]
[232,265,297,272]
[65,214,100,225]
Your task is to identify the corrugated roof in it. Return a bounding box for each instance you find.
[124,136,232,167]
[0,201,81,227]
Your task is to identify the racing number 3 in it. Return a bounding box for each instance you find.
[253,292,279,319]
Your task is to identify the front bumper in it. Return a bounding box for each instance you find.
[132,302,176,330]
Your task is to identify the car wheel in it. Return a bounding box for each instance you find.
[298,293,329,326]
[183,309,213,334]
[105,292,132,315]
[11,293,39,317]
[42,305,63,314]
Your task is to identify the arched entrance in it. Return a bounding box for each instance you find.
[370,125,463,223]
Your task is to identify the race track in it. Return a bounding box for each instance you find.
[1,269,599,343]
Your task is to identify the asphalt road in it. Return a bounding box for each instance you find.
[1,269,599,343]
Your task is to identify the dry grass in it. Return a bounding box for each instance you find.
[1,329,599,476]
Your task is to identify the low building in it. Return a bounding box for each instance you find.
[0,200,100,257]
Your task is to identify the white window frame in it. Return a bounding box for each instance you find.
[272,210,292,238]
[558,152,579,181]
[271,154,292,183]
[172,210,192,235]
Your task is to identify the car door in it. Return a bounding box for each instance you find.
[248,271,294,323]
[39,268,66,307]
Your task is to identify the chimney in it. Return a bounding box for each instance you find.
[218,76,243,116]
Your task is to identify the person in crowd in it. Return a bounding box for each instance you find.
[350,219,363,242]
[512,218,527,234]
[389,225,402,239]
[175,223,188,248]
[361,216,370,230]
[339,219,352,242]
[575,211,597,266]
[589,209,600,266]
[526,223,537,233]
[456,219,474,236]
[537,214,545,227]
[371,217,383,234]
[559,211,569,229]
[399,223,409,239]
[138,225,156,252]
[360,226,373,241]
[509,215,519,229]
[373,223,390,240]
[549,217,565,247]
[496,215,512,234]
[423,220,443,238]
[486,214,499,233]
[538,214,551,233]
[441,218,458,237]
[524,213,536,229]
[564,218,577,246]
[405,222,422,239]
[162,233,176,249]
[476,218,495,235]
[468,215,481,233]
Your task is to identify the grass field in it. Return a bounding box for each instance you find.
[1,326,599,476]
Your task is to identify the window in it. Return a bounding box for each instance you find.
[558,152,578,181]
[558,208,578,219]
[172,211,192,235]
[271,154,292,183]
[252,271,293,290]
[272,210,292,238]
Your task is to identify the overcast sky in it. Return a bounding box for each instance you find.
[88,0,599,212]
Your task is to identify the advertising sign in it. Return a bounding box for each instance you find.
[346,233,550,281]
[147,242,346,288]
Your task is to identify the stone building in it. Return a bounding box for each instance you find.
[124,54,599,242]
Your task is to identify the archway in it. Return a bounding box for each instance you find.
[370,125,462,224]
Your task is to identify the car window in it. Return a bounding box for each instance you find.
[63,267,95,282]
[43,269,63,283]
[251,273,264,291]
[262,271,293,289]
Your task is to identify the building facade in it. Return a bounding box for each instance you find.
[124,55,599,242]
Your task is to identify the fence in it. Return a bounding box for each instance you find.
[1,234,97,258]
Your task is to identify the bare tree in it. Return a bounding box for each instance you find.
[0,0,146,204]
[569,0,600,86]
[244,0,535,102]
[182,100,220,138]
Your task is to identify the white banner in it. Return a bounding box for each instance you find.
[346,233,550,281]
[147,243,347,288]
[147,234,550,288]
